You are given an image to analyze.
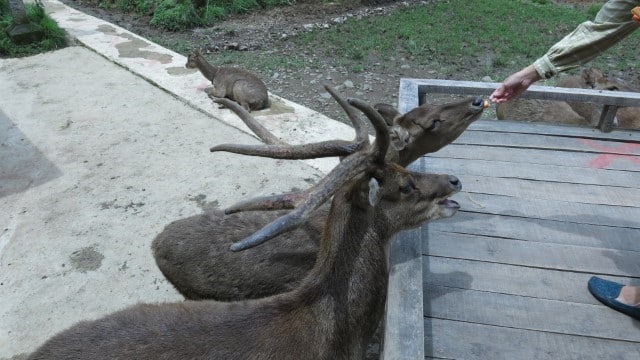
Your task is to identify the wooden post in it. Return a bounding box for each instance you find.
[6,0,44,45]
[597,104,618,133]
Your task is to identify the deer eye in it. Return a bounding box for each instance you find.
[400,181,416,194]
[428,119,442,130]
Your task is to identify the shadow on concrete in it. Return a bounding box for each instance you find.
[0,110,62,198]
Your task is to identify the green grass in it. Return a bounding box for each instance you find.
[0,0,68,57]
[150,0,639,87]
[92,0,292,30]
[292,0,639,80]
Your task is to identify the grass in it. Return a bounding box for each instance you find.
[293,0,638,80]
[0,0,67,57]
[159,0,637,84]
[93,0,292,30]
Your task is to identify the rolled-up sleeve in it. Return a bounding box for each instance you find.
[533,0,639,79]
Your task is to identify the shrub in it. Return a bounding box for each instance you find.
[0,0,67,57]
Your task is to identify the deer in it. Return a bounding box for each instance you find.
[27,96,463,360]
[152,85,486,301]
[186,49,270,112]
[496,68,640,129]
[557,68,640,129]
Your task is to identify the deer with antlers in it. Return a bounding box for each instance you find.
[28,96,462,359]
[152,85,485,301]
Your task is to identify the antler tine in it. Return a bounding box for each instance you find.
[210,140,361,159]
[323,84,368,144]
[230,96,392,251]
[347,98,390,164]
[211,97,286,145]
[229,151,371,251]
[210,91,369,159]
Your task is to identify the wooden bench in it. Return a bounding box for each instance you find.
[380,78,640,360]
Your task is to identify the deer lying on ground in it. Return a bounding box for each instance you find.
[186,49,270,111]
[496,68,640,128]
[152,85,485,300]
[28,97,462,360]
[558,68,640,129]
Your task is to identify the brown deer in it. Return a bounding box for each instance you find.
[186,49,270,111]
[496,68,640,129]
[558,68,640,129]
[152,85,485,300]
[27,97,462,360]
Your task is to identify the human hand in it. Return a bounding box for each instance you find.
[489,65,542,103]
[632,7,640,25]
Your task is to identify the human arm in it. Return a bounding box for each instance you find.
[489,65,542,103]
[534,0,639,79]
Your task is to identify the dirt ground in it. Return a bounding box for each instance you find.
[58,0,640,125]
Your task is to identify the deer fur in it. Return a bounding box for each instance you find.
[186,49,270,112]
[558,68,640,129]
[152,92,485,301]
[27,100,462,358]
[496,68,640,128]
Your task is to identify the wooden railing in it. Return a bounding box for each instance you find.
[398,78,640,132]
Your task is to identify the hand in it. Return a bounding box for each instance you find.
[490,65,542,103]
[633,14,640,25]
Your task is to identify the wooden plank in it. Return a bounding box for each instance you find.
[454,176,640,207]
[424,230,640,277]
[452,192,640,229]
[398,78,420,112]
[422,256,640,305]
[382,227,424,360]
[424,318,640,360]
[452,131,640,156]
[467,119,640,141]
[423,157,640,188]
[423,285,640,342]
[430,144,640,172]
[429,212,640,252]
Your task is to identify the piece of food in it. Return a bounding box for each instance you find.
[483,100,490,109]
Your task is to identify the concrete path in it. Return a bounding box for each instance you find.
[0,1,356,357]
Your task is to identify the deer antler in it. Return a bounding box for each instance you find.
[227,98,390,251]
[209,85,370,159]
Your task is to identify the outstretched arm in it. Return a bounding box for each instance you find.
[489,65,542,103]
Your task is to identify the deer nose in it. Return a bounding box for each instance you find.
[448,175,462,191]
[472,97,483,107]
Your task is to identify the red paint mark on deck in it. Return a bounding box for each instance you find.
[579,139,640,169]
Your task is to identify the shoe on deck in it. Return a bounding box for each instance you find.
[588,276,640,320]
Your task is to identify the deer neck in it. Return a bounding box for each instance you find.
[290,193,390,347]
[194,55,219,80]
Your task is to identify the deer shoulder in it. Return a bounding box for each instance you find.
[186,49,269,112]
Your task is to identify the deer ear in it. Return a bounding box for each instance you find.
[390,125,409,150]
[368,178,380,206]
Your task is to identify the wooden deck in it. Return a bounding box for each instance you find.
[381,79,640,360]
[419,119,640,359]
